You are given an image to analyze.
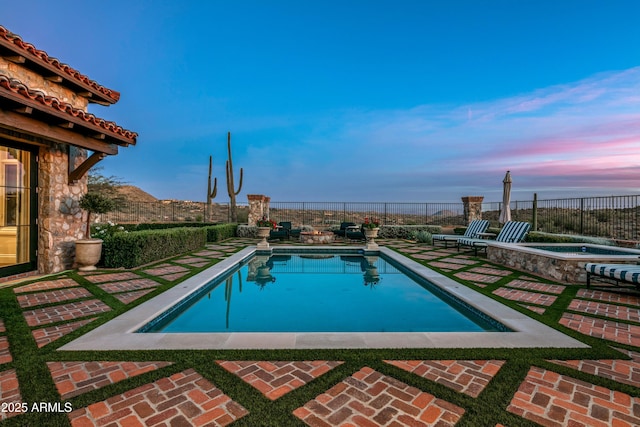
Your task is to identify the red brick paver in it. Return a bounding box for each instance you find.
[504,279,566,295]
[48,361,173,399]
[0,369,22,420]
[217,361,343,400]
[519,304,547,315]
[577,289,640,306]
[16,287,92,308]
[568,299,640,323]
[560,313,640,347]
[455,271,502,283]
[429,261,468,271]
[385,360,505,397]
[0,337,10,365]
[13,278,79,294]
[508,366,640,427]
[468,266,512,277]
[142,264,189,277]
[549,348,640,389]
[32,318,96,348]
[97,278,161,294]
[493,288,557,306]
[0,319,5,332]
[23,300,111,327]
[68,369,247,426]
[293,367,465,426]
[83,272,142,283]
[112,289,156,304]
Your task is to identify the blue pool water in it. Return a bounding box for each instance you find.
[141,253,506,333]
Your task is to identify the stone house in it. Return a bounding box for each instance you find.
[0,26,136,278]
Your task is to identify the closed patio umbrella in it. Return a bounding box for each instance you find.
[499,170,512,224]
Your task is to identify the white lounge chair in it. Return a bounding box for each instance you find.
[432,220,490,248]
[458,221,531,256]
[585,262,640,289]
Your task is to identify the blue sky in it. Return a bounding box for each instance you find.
[3,0,640,202]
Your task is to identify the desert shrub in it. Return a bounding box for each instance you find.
[102,227,207,269]
[236,225,257,238]
[525,231,615,245]
[378,225,441,239]
[413,231,433,244]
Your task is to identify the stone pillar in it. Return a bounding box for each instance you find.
[461,196,484,224]
[38,144,88,273]
[247,194,270,226]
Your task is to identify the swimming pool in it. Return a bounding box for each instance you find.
[140,253,505,333]
[61,246,588,350]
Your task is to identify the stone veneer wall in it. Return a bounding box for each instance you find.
[38,144,87,273]
[461,196,484,224]
[247,194,270,226]
[484,245,631,284]
[1,54,92,274]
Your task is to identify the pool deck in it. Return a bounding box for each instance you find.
[2,238,639,426]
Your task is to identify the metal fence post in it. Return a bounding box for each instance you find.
[580,198,584,235]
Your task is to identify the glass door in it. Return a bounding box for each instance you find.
[0,142,37,275]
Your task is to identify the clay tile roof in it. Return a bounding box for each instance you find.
[0,73,137,145]
[0,25,120,103]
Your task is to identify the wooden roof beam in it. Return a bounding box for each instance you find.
[69,151,107,183]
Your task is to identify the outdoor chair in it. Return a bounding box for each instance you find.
[432,219,489,248]
[345,225,365,241]
[269,222,290,240]
[334,222,357,237]
[457,221,531,256]
[584,262,640,290]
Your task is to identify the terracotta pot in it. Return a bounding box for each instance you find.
[74,238,103,271]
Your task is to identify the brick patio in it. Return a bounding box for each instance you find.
[68,369,248,427]
[508,366,640,426]
[217,361,343,400]
[293,367,465,426]
[1,238,639,425]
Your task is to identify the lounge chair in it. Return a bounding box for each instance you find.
[432,219,489,248]
[457,221,531,256]
[585,262,640,289]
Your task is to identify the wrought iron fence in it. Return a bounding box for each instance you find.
[102,194,640,241]
[484,195,640,241]
[268,202,466,227]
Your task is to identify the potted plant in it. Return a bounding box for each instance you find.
[362,217,381,249]
[255,216,277,249]
[75,192,115,271]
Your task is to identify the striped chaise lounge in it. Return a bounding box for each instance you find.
[432,219,489,248]
[584,263,640,289]
[457,221,531,256]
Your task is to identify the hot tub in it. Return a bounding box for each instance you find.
[487,243,640,283]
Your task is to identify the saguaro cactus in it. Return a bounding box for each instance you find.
[206,155,217,221]
[225,132,243,223]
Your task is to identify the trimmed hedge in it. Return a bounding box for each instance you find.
[100,224,238,269]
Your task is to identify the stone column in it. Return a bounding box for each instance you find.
[461,196,484,224]
[38,144,88,273]
[247,194,271,226]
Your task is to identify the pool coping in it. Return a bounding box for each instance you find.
[492,242,640,261]
[59,246,589,350]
